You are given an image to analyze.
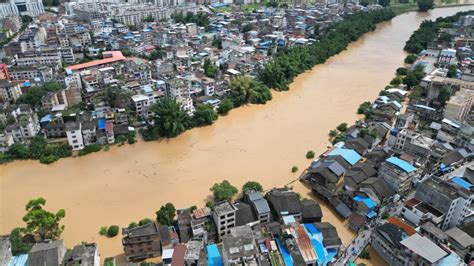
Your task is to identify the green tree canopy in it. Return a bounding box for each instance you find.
[417,0,434,12]
[151,98,192,138]
[210,180,238,202]
[156,203,176,226]
[16,82,65,108]
[438,86,452,106]
[217,98,233,115]
[193,104,218,126]
[203,59,218,78]
[242,181,263,193]
[229,75,272,107]
[9,228,33,256]
[22,197,66,242]
[336,123,348,132]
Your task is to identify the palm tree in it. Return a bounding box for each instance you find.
[151,98,191,138]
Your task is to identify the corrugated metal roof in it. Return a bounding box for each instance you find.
[386,156,416,173]
[328,148,361,166]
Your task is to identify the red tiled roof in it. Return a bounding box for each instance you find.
[171,244,186,266]
[387,217,416,236]
[66,51,126,71]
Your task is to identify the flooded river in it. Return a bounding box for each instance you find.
[1,6,473,262]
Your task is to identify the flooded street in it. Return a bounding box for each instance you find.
[1,6,473,261]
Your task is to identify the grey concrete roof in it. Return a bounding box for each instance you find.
[445,227,474,248]
[400,234,447,263]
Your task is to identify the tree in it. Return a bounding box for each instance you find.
[242,24,252,33]
[107,225,119,237]
[438,86,452,106]
[210,180,238,202]
[229,75,272,107]
[143,15,154,22]
[29,136,47,159]
[212,37,222,49]
[16,82,64,108]
[7,143,30,159]
[404,54,417,64]
[217,98,233,115]
[156,203,176,226]
[9,228,33,256]
[139,218,153,226]
[306,151,315,159]
[128,222,138,229]
[396,67,408,76]
[22,198,66,242]
[447,64,457,78]
[359,249,371,259]
[378,0,390,7]
[336,123,348,132]
[242,181,263,193]
[193,104,218,126]
[203,59,218,78]
[417,0,434,12]
[402,74,419,88]
[151,98,192,138]
[291,166,299,173]
[328,129,338,138]
[357,102,372,115]
[390,77,402,86]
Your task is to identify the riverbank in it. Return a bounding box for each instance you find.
[391,0,474,15]
[2,5,473,261]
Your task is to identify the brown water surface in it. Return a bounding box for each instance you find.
[1,6,473,261]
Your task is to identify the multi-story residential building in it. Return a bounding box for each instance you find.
[190,207,213,242]
[392,128,434,159]
[8,66,53,83]
[0,79,22,103]
[65,122,84,150]
[0,64,9,79]
[122,221,172,262]
[221,225,258,265]
[15,54,62,68]
[28,240,66,266]
[201,77,215,96]
[445,227,474,264]
[5,105,40,142]
[444,88,473,121]
[0,0,45,18]
[0,133,14,152]
[62,242,100,266]
[212,201,237,238]
[81,121,96,146]
[413,178,473,230]
[266,188,302,222]
[130,94,150,119]
[378,156,417,195]
[244,190,271,224]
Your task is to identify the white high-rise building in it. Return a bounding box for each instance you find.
[0,0,45,18]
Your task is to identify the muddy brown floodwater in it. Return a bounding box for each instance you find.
[1,6,473,263]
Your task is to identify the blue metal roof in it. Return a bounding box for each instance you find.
[276,238,293,266]
[328,148,361,166]
[353,196,376,209]
[98,118,106,130]
[367,210,377,219]
[386,157,416,173]
[451,177,473,189]
[8,254,28,266]
[40,114,52,123]
[207,244,223,266]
